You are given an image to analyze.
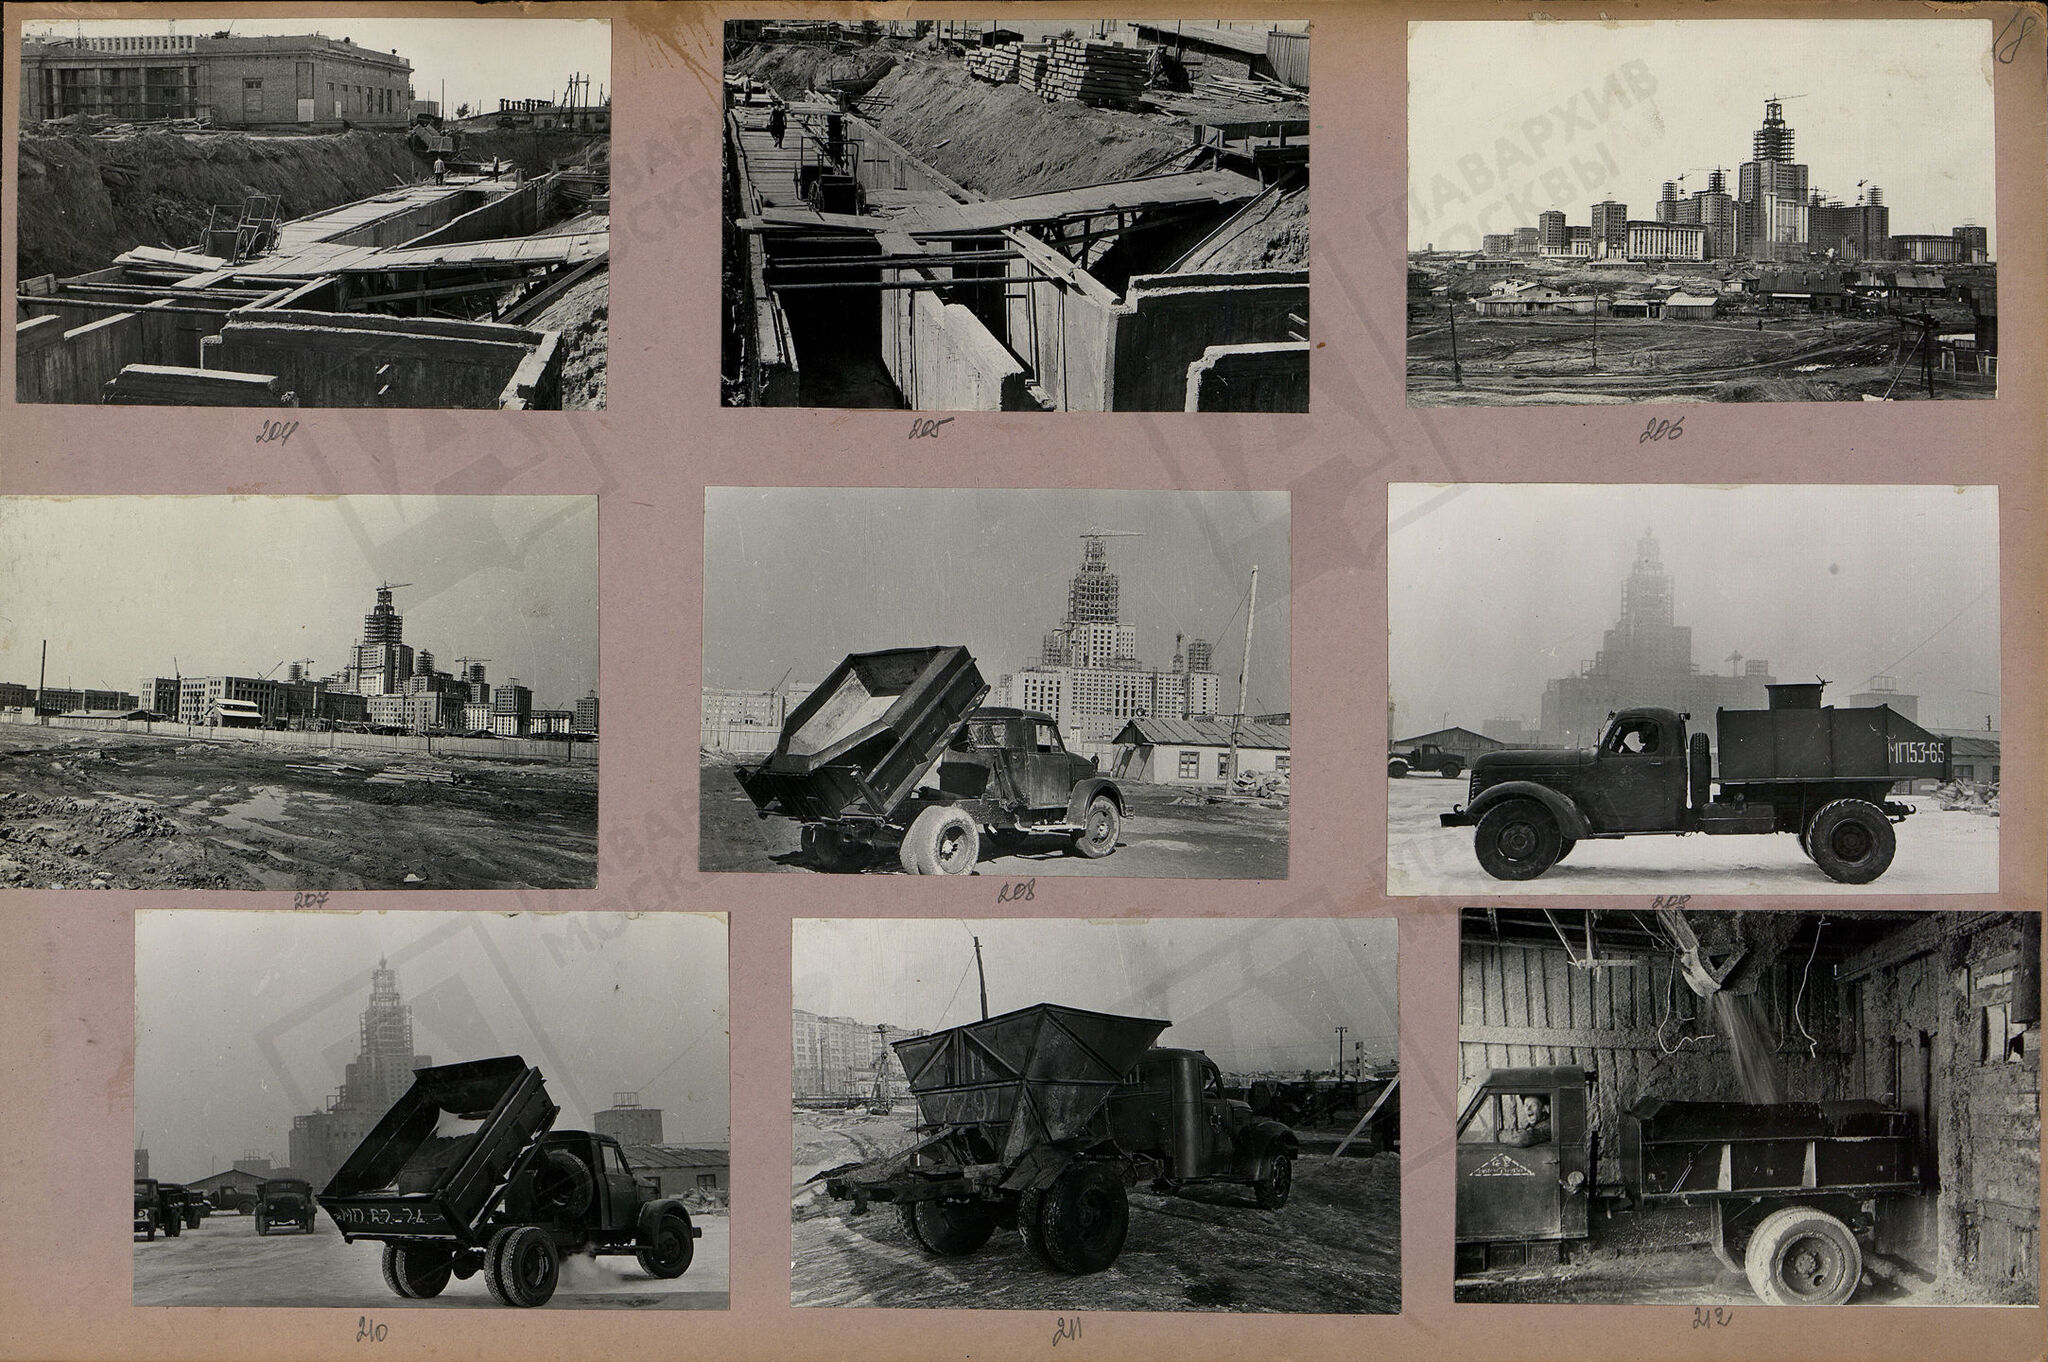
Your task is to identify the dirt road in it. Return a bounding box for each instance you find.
[132,1211,729,1308]
[700,756,1288,880]
[791,1111,1396,1312]
[0,724,596,890]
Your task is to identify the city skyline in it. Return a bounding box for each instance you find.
[1388,484,2001,738]
[794,918,1397,1075]
[134,912,727,1184]
[23,15,612,120]
[0,497,597,710]
[1408,20,1995,253]
[703,489,1291,714]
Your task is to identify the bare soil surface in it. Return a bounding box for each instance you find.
[0,724,595,890]
[700,753,1287,880]
[133,1208,728,1308]
[529,265,609,410]
[791,1110,1397,1312]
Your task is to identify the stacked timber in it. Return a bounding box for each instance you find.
[102,365,294,407]
[1015,44,1051,92]
[964,43,1021,82]
[1035,39,1148,107]
[1197,73,1299,105]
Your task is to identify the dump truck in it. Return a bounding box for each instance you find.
[737,646,1125,875]
[316,1056,701,1308]
[254,1178,317,1235]
[813,1003,1298,1274]
[1457,1066,1922,1306]
[1440,683,1951,882]
[1388,741,1464,779]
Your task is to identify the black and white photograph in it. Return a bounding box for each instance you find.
[702,488,1290,879]
[133,910,730,1309]
[1388,483,2000,894]
[722,19,1309,410]
[791,917,1399,1311]
[18,14,611,409]
[0,495,598,890]
[1407,20,1998,405]
[1455,907,2041,1306]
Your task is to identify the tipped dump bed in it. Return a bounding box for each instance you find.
[317,1056,557,1245]
[1717,700,1951,785]
[893,1003,1169,1169]
[1621,1097,1917,1200]
[737,646,988,822]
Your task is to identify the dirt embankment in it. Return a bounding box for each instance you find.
[455,127,609,179]
[530,267,609,410]
[17,129,426,279]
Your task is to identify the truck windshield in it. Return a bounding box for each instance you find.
[1604,719,1662,755]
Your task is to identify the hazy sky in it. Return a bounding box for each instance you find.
[135,912,728,1182]
[1409,20,1996,251]
[0,497,596,708]
[24,17,612,117]
[704,489,1290,714]
[1388,484,2000,735]
[794,918,1397,1074]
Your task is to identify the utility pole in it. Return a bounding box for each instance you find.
[37,640,47,716]
[1227,565,1258,788]
[1334,1025,1348,1078]
[973,935,989,1021]
[1447,295,1463,386]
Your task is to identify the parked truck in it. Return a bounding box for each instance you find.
[1440,683,1950,883]
[1388,742,1464,779]
[254,1178,317,1235]
[134,1178,172,1241]
[737,646,1125,875]
[1457,1065,1922,1306]
[814,1003,1298,1274]
[316,1056,701,1307]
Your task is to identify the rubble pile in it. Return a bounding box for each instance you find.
[1933,780,2000,814]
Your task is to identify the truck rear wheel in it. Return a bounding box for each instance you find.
[486,1225,560,1308]
[898,1198,996,1257]
[1067,795,1121,859]
[1743,1206,1862,1306]
[1806,799,1896,884]
[1473,799,1563,880]
[382,1243,454,1300]
[902,806,979,875]
[1439,759,1463,778]
[1387,758,1409,778]
[1254,1153,1293,1210]
[1034,1164,1129,1274]
[635,1210,696,1278]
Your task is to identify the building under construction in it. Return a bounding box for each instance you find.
[18,162,607,408]
[723,26,1309,411]
[286,958,434,1188]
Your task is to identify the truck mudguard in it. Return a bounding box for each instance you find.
[1243,1118,1300,1176]
[1464,780,1593,842]
[1063,776,1124,824]
[636,1196,697,1239]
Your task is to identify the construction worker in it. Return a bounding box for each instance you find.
[433,156,446,185]
[767,102,787,149]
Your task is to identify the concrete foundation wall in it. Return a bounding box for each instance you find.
[320,188,486,249]
[16,300,225,403]
[1112,270,1308,411]
[1187,341,1311,411]
[401,177,552,250]
[211,310,544,408]
[880,282,1033,410]
[1001,261,1117,412]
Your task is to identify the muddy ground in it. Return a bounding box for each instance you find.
[700,754,1287,880]
[791,1110,1397,1312]
[133,1208,728,1308]
[0,724,596,890]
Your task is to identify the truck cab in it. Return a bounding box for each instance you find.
[940,708,1103,817]
[1454,1066,1593,1272]
[135,1178,162,1240]
[255,1178,316,1235]
[1108,1048,1299,1204]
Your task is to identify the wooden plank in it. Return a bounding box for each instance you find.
[1462,1025,1676,1049]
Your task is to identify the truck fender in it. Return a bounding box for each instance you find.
[1244,1119,1300,1177]
[636,1197,699,1243]
[1063,777,1124,824]
[1465,781,1592,841]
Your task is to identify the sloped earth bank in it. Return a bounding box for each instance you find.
[0,724,595,890]
[729,42,1308,264]
[17,130,422,280]
[792,1110,1399,1311]
[529,267,609,409]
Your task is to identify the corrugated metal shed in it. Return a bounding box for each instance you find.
[1266,31,1309,89]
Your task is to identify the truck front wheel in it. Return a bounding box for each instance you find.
[898,1198,996,1257]
[1254,1153,1293,1210]
[1806,799,1896,884]
[1743,1206,1862,1305]
[902,806,980,875]
[1473,799,1564,880]
[636,1210,697,1278]
[1067,795,1121,859]
[1034,1164,1129,1274]
[382,1243,454,1299]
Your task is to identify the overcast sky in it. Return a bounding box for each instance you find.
[23,16,612,117]
[794,918,1397,1074]
[135,912,727,1182]
[704,489,1290,715]
[1409,20,1996,252]
[1388,484,2000,735]
[0,497,596,708]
